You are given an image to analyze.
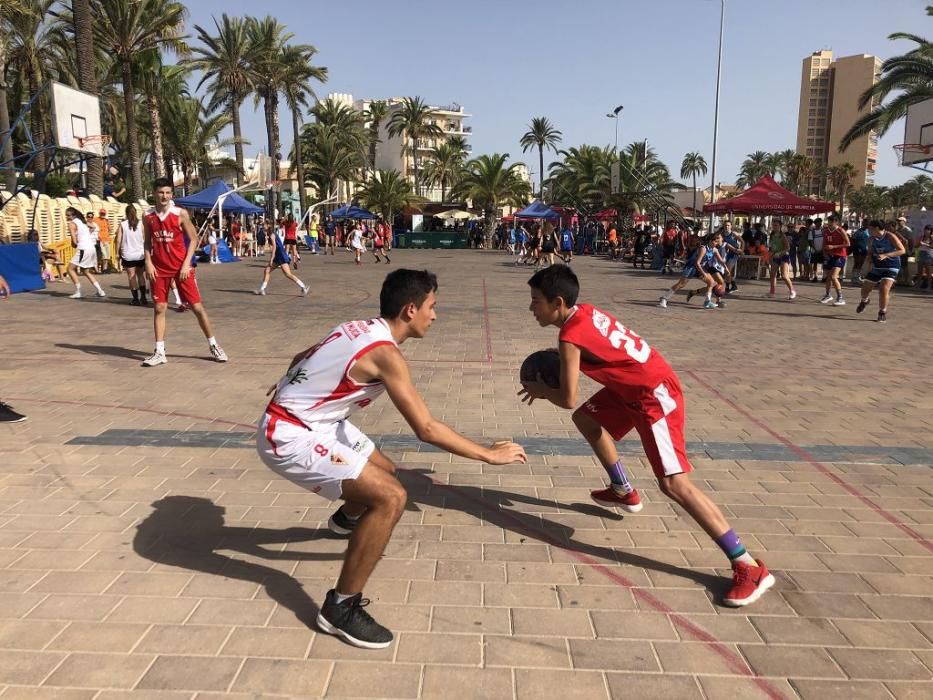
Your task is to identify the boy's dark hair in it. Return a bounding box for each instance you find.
[528,264,579,307]
[153,177,172,190]
[380,269,438,318]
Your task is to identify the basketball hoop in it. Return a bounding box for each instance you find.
[894,143,932,167]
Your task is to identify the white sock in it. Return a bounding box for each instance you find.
[295,279,306,289]
[207,336,217,347]
[259,282,267,291]
[74,282,81,291]
[333,591,355,604]
[172,290,182,305]
[662,289,674,301]
[93,282,103,292]
[706,291,712,301]
[155,341,165,354]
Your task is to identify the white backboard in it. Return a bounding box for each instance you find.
[903,97,933,165]
[50,82,103,156]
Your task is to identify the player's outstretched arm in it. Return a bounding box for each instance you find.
[375,346,527,465]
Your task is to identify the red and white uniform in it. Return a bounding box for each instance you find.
[559,303,692,479]
[144,203,201,304]
[824,227,848,258]
[256,318,396,499]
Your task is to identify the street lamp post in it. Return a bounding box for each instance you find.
[606,105,624,151]
[708,0,725,233]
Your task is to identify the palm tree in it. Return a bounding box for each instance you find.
[736,150,771,189]
[280,44,327,218]
[519,117,562,200]
[135,51,190,180]
[357,169,422,228]
[71,0,103,195]
[848,185,890,219]
[94,0,187,201]
[0,0,33,191]
[386,96,443,197]
[904,173,933,207]
[784,152,818,194]
[826,162,857,213]
[422,141,466,203]
[680,152,707,216]
[449,153,531,243]
[294,97,368,200]
[6,0,67,182]
[162,97,232,194]
[187,14,254,186]
[841,6,933,150]
[364,100,388,174]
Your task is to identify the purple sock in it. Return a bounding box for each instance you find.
[604,459,633,494]
[715,529,755,564]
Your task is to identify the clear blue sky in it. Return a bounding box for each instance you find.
[182,0,929,187]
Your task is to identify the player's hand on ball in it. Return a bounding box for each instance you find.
[518,378,547,405]
[486,440,527,465]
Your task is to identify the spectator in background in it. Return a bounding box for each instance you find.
[895,215,913,286]
[850,218,871,284]
[116,204,148,305]
[93,209,114,273]
[741,221,755,251]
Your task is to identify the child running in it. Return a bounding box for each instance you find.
[254,220,309,296]
[658,232,716,308]
[856,220,906,323]
[520,265,775,607]
[767,221,796,300]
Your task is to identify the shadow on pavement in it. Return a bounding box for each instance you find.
[134,496,341,626]
[397,468,729,600]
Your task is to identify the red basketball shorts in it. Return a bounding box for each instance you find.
[579,373,693,479]
[151,268,202,305]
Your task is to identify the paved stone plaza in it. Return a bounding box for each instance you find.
[1,249,932,699]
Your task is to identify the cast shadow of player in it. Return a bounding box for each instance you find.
[134,495,342,626]
[398,468,729,600]
[56,343,217,363]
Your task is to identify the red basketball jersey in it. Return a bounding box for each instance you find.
[145,204,190,273]
[558,303,673,402]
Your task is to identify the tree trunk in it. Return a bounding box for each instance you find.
[369,122,378,174]
[538,144,544,201]
[0,32,16,193]
[292,106,306,220]
[412,137,419,197]
[163,149,173,186]
[121,60,144,201]
[146,91,165,179]
[28,65,47,189]
[231,95,244,187]
[441,178,446,204]
[692,173,697,218]
[74,0,102,196]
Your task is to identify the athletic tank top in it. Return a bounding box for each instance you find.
[144,204,189,273]
[267,318,397,427]
[72,218,94,251]
[558,304,674,402]
[120,219,145,261]
[871,234,900,269]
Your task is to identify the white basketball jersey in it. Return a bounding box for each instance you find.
[267,318,397,427]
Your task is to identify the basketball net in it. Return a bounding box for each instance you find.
[894,143,932,167]
[75,134,111,157]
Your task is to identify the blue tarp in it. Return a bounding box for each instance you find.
[0,243,44,294]
[200,239,238,263]
[331,204,377,220]
[175,180,263,215]
[515,200,560,220]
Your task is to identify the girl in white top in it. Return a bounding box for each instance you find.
[65,208,105,299]
[116,204,148,305]
[349,221,365,266]
[207,222,219,263]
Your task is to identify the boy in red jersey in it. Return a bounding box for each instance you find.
[519,265,774,607]
[142,177,227,367]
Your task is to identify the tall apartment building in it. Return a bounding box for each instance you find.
[328,93,472,203]
[796,50,881,194]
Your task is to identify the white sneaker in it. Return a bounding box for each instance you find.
[95,289,106,298]
[254,288,266,295]
[210,344,228,362]
[142,350,167,367]
[832,297,846,306]
[301,285,310,297]
[658,297,668,308]
[69,291,82,299]
[789,290,797,300]
[819,294,833,304]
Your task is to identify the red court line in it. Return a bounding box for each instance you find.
[685,370,933,554]
[7,395,784,697]
[481,278,494,363]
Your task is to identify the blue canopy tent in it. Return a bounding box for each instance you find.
[515,199,560,220]
[175,180,263,215]
[331,204,377,220]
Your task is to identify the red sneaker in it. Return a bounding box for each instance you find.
[590,487,643,513]
[724,559,775,607]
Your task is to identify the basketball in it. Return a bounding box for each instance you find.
[713,284,726,298]
[519,350,561,388]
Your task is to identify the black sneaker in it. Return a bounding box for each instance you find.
[327,506,361,536]
[856,298,869,314]
[316,590,394,649]
[685,290,695,303]
[0,401,27,424]
[877,311,887,323]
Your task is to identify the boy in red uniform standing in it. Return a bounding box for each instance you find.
[142,177,227,367]
[520,265,774,607]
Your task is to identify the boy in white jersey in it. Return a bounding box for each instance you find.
[257,269,526,649]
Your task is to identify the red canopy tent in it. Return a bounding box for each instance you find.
[704,176,834,215]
